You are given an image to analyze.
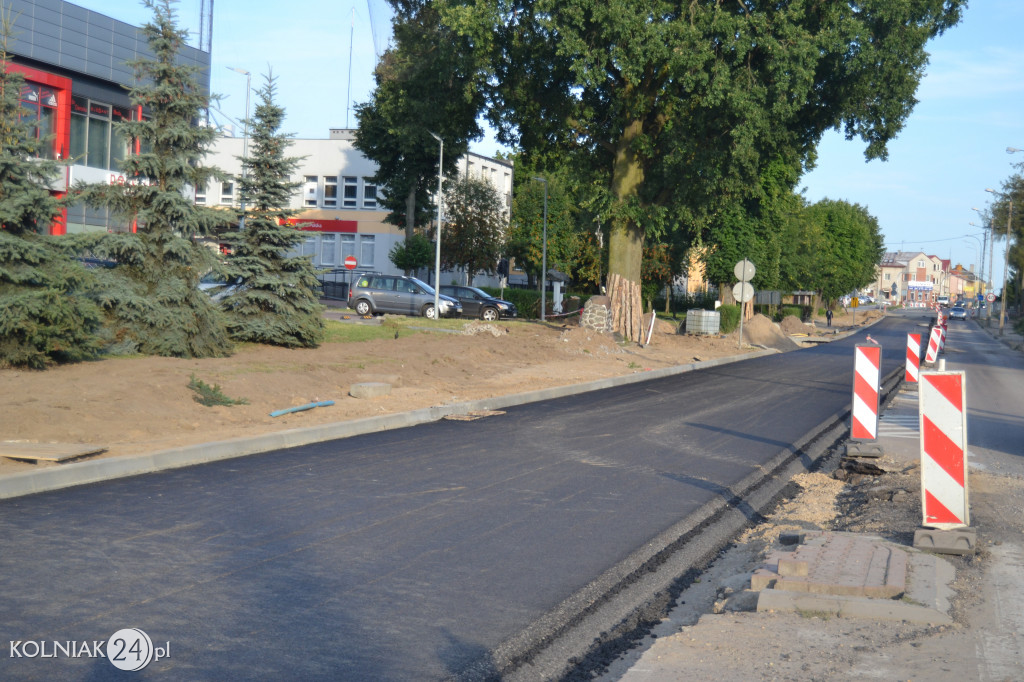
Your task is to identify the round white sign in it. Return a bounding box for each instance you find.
[734,259,756,282]
[733,281,755,303]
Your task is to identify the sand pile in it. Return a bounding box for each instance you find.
[778,315,814,335]
[740,314,802,351]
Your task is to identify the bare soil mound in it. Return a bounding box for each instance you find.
[778,314,813,335]
[740,314,802,351]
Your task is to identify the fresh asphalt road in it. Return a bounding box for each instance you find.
[0,314,921,681]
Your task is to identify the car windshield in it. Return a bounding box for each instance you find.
[466,287,490,298]
[409,277,435,295]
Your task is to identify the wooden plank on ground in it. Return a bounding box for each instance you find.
[1,442,107,463]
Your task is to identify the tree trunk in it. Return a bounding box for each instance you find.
[607,118,645,342]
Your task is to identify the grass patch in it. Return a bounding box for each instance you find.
[188,374,249,407]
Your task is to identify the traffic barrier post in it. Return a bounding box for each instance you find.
[851,344,881,441]
[918,371,969,529]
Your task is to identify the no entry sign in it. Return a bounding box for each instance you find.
[344,255,358,270]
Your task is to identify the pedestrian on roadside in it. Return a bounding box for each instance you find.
[826,308,833,327]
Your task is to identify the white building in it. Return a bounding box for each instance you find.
[203,128,514,289]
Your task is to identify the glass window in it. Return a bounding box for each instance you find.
[300,237,317,258]
[70,97,87,163]
[343,177,357,208]
[363,180,377,209]
[340,234,355,260]
[304,176,318,207]
[320,234,337,265]
[86,102,110,170]
[221,182,234,204]
[323,176,338,207]
[110,105,130,170]
[195,183,206,205]
[359,235,375,267]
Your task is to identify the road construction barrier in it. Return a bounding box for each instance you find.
[905,333,921,383]
[851,344,881,440]
[919,371,969,528]
[938,323,946,353]
[924,326,942,364]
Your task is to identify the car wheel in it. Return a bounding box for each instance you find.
[354,299,372,316]
[423,303,437,319]
[481,307,498,321]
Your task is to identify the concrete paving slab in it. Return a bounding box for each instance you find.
[914,527,978,555]
[348,381,392,399]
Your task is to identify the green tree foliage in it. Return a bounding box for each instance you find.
[443,0,965,339]
[388,232,434,273]
[436,175,505,284]
[0,12,101,368]
[801,199,884,302]
[217,74,324,348]
[508,176,586,287]
[353,2,485,246]
[72,0,232,358]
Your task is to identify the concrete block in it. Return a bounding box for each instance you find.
[777,558,809,577]
[845,441,884,458]
[913,527,977,555]
[750,569,778,591]
[349,382,392,399]
[356,373,403,388]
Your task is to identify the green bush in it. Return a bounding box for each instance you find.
[718,304,740,333]
[781,305,805,321]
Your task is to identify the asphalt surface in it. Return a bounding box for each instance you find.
[0,314,919,681]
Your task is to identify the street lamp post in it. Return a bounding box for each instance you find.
[974,208,997,325]
[227,67,251,231]
[429,132,444,319]
[532,176,548,322]
[986,188,1013,336]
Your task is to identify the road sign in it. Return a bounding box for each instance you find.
[732,281,754,303]
[986,292,996,303]
[851,297,859,308]
[734,258,756,282]
[344,255,358,270]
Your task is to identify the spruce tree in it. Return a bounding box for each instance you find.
[73,0,232,358]
[0,11,101,368]
[218,73,324,347]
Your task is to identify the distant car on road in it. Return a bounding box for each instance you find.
[439,285,517,321]
[949,306,967,320]
[937,296,950,307]
[348,274,462,319]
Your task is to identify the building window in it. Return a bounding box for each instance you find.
[341,234,356,261]
[323,176,338,207]
[300,237,317,258]
[343,177,358,208]
[19,82,58,159]
[884,273,890,281]
[304,176,318,207]
[359,235,375,267]
[363,179,377,209]
[195,184,206,205]
[70,96,133,170]
[918,260,924,268]
[221,182,234,205]
[320,234,337,265]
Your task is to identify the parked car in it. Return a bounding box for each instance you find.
[949,306,967,320]
[348,274,462,319]
[199,272,243,302]
[439,285,518,321]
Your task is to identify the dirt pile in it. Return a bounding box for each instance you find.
[778,315,814,335]
[740,314,802,351]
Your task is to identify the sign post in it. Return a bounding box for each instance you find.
[733,259,756,348]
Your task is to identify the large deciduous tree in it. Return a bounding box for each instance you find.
[217,73,325,348]
[354,2,485,257]
[73,0,232,358]
[443,0,964,340]
[0,12,100,368]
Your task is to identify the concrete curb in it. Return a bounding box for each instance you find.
[0,348,778,501]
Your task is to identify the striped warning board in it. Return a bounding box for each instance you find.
[905,333,921,383]
[919,371,969,529]
[851,344,881,440]
[924,326,942,364]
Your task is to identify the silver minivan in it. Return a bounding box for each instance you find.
[348,274,462,319]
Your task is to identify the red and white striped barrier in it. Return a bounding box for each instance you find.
[905,333,921,383]
[938,324,946,353]
[924,326,942,364]
[851,344,881,440]
[919,371,969,528]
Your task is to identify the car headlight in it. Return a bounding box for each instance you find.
[496,303,508,310]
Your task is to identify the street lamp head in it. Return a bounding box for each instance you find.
[227,66,250,76]
[985,188,997,194]
[1007,147,1024,154]
[532,176,546,184]
[428,131,442,143]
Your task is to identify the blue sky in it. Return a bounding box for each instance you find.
[77,0,1023,293]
